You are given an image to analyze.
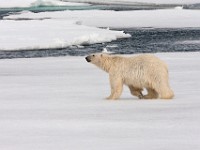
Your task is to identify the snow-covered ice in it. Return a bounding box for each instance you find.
[5,9,200,28]
[2,8,200,50]
[0,19,130,50]
[1,0,199,8]
[1,0,200,51]
[0,52,199,150]
[65,0,200,4]
[0,0,88,8]
[2,0,199,8]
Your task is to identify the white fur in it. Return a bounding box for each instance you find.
[87,53,174,100]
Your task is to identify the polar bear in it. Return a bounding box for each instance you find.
[85,53,174,100]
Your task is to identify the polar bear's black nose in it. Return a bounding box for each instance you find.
[85,56,91,62]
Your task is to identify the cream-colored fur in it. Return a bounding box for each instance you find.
[85,53,174,100]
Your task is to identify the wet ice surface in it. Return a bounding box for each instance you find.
[0,52,199,150]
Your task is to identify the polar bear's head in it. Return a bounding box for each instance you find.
[85,53,112,72]
[85,53,108,65]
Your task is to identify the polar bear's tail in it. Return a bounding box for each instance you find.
[160,88,174,99]
[153,81,174,99]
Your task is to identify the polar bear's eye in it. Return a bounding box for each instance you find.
[92,55,95,57]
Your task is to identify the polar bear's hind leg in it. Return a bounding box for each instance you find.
[128,86,143,99]
[143,88,158,99]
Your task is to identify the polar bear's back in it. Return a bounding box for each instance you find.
[113,54,168,72]
[111,54,169,88]
[127,54,167,68]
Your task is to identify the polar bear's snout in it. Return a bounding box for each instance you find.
[85,56,91,62]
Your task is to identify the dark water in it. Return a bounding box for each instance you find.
[0,28,200,59]
[109,28,200,54]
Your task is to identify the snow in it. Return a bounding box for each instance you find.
[0,0,88,8]
[0,52,200,150]
[0,19,130,50]
[2,8,200,50]
[1,0,199,8]
[5,9,200,28]
[0,0,199,8]
[65,0,200,4]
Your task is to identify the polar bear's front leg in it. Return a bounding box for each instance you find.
[107,75,123,100]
